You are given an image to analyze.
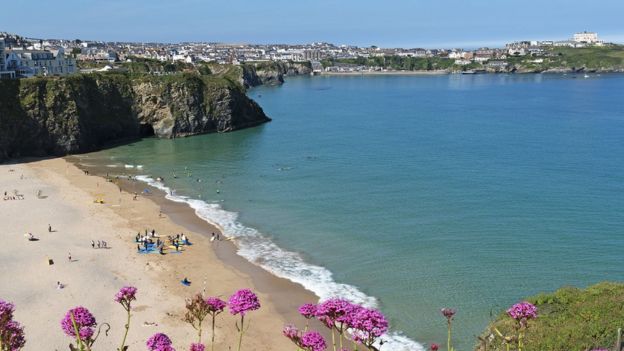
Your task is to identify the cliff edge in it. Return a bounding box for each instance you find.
[0,73,270,160]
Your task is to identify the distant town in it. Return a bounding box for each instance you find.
[0,31,619,79]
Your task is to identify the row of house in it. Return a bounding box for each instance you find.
[0,37,77,78]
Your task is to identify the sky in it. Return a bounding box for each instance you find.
[2,0,624,48]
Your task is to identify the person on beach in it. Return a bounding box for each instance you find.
[57,281,64,289]
[67,252,72,262]
[91,240,95,249]
[211,233,216,242]
[48,224,52,233]
[97,240,101,249]
[137,244,141,252]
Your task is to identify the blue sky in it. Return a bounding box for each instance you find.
[2,0,623,48]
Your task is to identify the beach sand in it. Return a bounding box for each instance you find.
[0,158,321,350]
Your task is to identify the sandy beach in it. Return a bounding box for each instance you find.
[0,158,320,350]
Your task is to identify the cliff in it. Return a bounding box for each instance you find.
[209,62,312,89]
[243,61,312,87]
[0,73,270,160]
[476,282,624,351]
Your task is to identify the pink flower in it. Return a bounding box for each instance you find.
[146,332,175,351]
[350,307,388,340]
[2,319,26,351]
[115,286,138,303]
[506,302,537,322]
[431,343,440,351]
[228,289,261,316]
[206,297,226,314]
[315,298,357,327]
[440,308,456,321]
[283,324,300,342]
[0,300,15,323]
[60,306,97,341]
[300,331,327,351]
[298,303,317,319]
[189,343,205,351]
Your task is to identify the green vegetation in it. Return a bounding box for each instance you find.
[321,55,479,72]
[545,45,624,70]
[320,45,624,73]
[478,282,624,351]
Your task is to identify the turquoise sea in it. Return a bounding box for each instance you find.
[82,74,624,350]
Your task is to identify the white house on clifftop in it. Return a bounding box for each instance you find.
[3,46,76,78]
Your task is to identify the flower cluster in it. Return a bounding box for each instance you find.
[349,307,389,346]
[506,302,538,326]
[206,297,226,314]
[60,306,97,341]
[115,286,138,310]
[147,332,175,351]
[189,342,205,351]
[298,303,317,319]
[300,330,327,351]
[0,300,26,351]
[228,289,261,316]
[283,325,327,351]
[440,308,456,321]
[507,302,537,321]
[290,299,389,350]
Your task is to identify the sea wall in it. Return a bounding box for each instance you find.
[0,73,270,160]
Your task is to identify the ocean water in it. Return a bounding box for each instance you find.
[83,74,624,350]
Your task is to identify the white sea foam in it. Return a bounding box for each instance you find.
[124,164,135,169]
[135,175,425,351]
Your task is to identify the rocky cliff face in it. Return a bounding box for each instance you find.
[241,62,313,88]
[0,73,270,160]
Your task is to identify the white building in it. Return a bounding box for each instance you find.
[573,31,599,44]
[5,47,77,77]
[0,38,16,79]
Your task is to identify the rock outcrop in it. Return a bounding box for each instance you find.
[0,73,270,160]
[241,61,313,88]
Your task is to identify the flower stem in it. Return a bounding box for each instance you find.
[198,319,203,344]
[237,315,245,351]
[339,325,344,350]
[447,320,453,351]
[211,314,216,351]
[119,309,131,351]
[70,312,85,351]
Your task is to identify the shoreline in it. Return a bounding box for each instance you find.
[66,156,424,350]
[1,157,318,350]
[87,161,323,320]
[319,70,449,76]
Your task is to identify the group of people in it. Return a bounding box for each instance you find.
[91,240,108,249]
[3,190,24,201]
[135,229,191,255]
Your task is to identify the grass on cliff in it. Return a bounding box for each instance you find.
[546,45,624,69]
[479,282,624,351]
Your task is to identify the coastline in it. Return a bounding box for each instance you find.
[0,157,318,350]
[319,70,449,76]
